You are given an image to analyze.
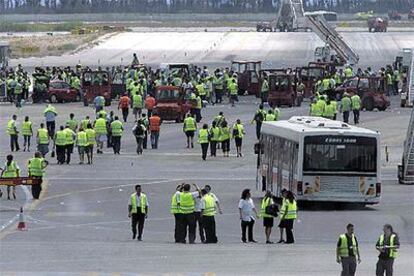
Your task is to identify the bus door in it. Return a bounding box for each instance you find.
[261,135,275,192]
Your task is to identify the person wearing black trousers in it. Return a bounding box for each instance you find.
[238,188,258,243]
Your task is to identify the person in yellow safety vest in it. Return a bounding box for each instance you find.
[85,123,96,164]
[27,151,48,199]
[261,76,269,104]
[70,75,81,91]
[66,113,78,132]
[344,66,353,78]
[94,113,107,154]
[315,79,323,95]
[334,69,343,87]
[209,121,221,157]
[36,123,50,157]
[229,79,238,107]
[213,72,224,104]
[196,81,206,102]
[232,119,245,157]
[204,77,213,105]
[351,94,361,124]
[128,185,149,241]
[219,120,231,157]
[274,107,281,121]
[260,191,276,244]
[171,183,184,243]
[277,189,288,243]
[132,93,143,120]
[176,183,201,244]
[265,109,276,121]
[331,99,338,120]
[322,77,332,92]
[14,79,23,108]
[376,224,400,276]
[183,113,197,148]
[129,81,140,96]
[200,188,218,243]
[80,116,91,131]
[64,125,76,165]
[76,128,88,165]
[341,93,352,123]
[194,94,203,123]
[54,126,67,165]
[279,190,297,244]
[198,124,210,161]
[97,109,107,121]
[7,114,20,152]
[323,100,336,120]
[315,96,326,117]
[251,104,267,140]
[0,154,20,200]
[386,72,393,96]
[110,116,123,155]
[393,69,400,96]
[336,223,361,276]
[22,116,33,152]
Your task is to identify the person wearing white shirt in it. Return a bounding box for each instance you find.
[238,188,258,243]
[128,185,149,241]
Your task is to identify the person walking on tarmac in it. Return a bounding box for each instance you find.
[220,120,231,157]
[183,113,197,148]
[22,116,33,152]
[337,223,361,276]
[351,94,361,124]
[239,188,258,243]
[198,124,210,161]
[85,123,96,164]
[76,128,88,165]
[118,94,131,122]
[375,224,400,276]
[261,75,269,104]
[128,185,149,241]
[110,116,123,154]
[44,104,57,139]
[323,99,336,120]
[7,114,20,152]
[64,124,76,164]
[36,123,50,157]
[209,121,220,157]
[232,119,245,157]
[278,189,288,243]
[171,184,184,243]
[141,113,149,150]
[177,183,201,244]
[252,105,266,140]
[54,126,67,165]
[132,119,146,155]
[94,113,107,154]
[229,79,238,107]
[149,112,161,149]
[279,190,297,244]
[200,189,218,243]
[145,94,156,118]
[0,155,20,200]
[27,151,48,199]
[341,93,352,123]
[66,113,78,132]
[260,191,276,244]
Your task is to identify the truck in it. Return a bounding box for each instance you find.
[231,60,262,97]
[368,17,388,32]
[152,86,192,123]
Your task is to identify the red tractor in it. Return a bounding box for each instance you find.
[82,70,112,106]
[267,71,297,107]
[388,11,402,20]
[152,86,192,123]
[295,66,326,98]
[335,76,390,111]
[231,61,262,97]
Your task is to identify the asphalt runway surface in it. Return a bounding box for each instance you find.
[0,93,413,274]
[10,31,414,70]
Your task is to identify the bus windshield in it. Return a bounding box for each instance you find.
[304,136,377,173]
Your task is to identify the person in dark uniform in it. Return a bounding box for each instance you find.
[336,223,361,276]
[376,224,400,276]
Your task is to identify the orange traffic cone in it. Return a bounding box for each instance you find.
[17,207,27,231]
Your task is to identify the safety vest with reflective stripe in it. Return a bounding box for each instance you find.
[209,126,220,142]
[233,123,244,138]
[351,95,361,110]
[378,234,399,258]
[2,161,18,178]
[66,119,78,131]
[341,97,351,112]
[38,128,49,145]
[179,192,195,214]
[170,192,180,214]
[76,131,88,147]
[7,120,17,135]
[22,121,32,136]
[85,129,96,145]
[281,200,297,219]
[183,117,196,131]
[111,120,123,137]
[260,197,273,218]
[55,130,67,146]
[94,118,107,135]
[203,194,216,216]
[323,103,336,119]
[28,158,45,177]
[219,127,231,141]
[338,234,358,258]
[198,129,209,144]
[130,193,147,214]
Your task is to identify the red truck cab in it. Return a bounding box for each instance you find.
[153,86,192,123]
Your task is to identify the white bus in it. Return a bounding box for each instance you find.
[257,116,381,205]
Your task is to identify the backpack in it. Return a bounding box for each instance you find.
[254,111,264,122]
[232,127,239,137]
[265,204,279,217]
[133,125,144,136]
